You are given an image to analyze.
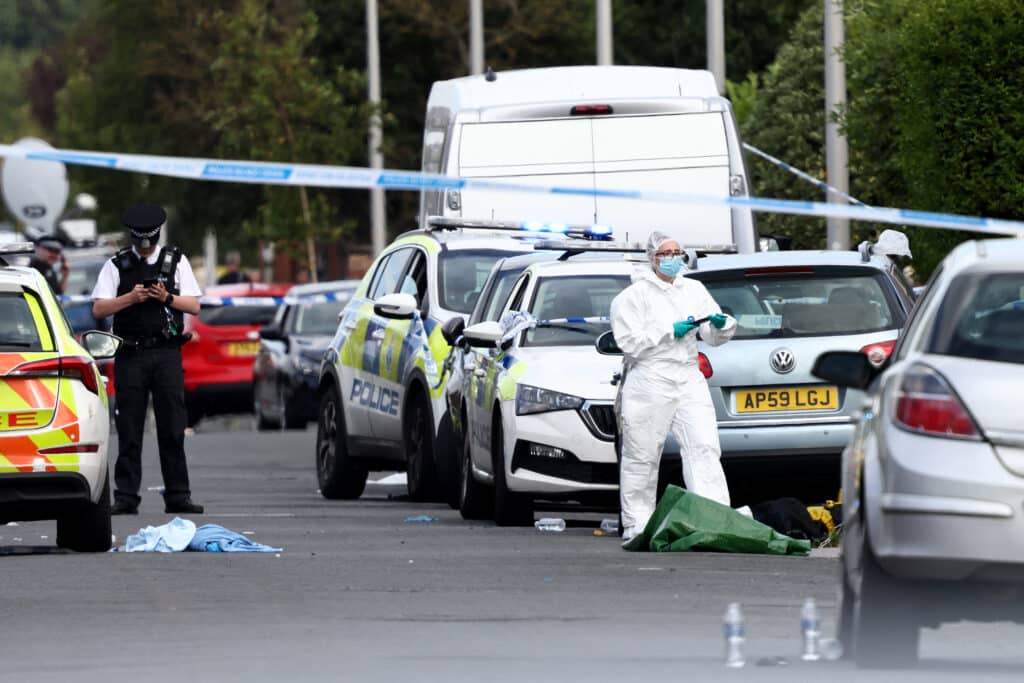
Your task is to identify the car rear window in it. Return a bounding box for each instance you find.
[0,292,47,351]
[692,267,901,339]
[928,272,1024,364]
[439,249,526,315]
[198,304,278,327]
[291,301,347,335]
[523,274,630,347]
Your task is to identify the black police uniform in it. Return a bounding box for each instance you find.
[110,204,202,515]
[28,255,62,294]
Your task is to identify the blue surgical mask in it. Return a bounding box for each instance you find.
[657,256,683,277]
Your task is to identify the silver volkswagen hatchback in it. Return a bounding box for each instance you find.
[682,238,916,500]
[814,238,1024,667]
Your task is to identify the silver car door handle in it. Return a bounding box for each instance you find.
[371,329,386,341]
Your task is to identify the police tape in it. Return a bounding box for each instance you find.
[58,292,352,306]
[742,143,868,207]
[2,143,1023,237]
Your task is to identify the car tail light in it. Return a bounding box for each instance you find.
[38,443,100,454]
[860,340,896,368]
[698,352,713,379]
[894,365,978,439]
[10,356,101,395]
[570,104,613,115]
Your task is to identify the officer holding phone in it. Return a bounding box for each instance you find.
[92,203,205,515]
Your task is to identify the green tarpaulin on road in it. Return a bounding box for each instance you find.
[623,485,812,555]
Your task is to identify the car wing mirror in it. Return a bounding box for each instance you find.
[259,324,284,341]
[81,330,122,359]
[441,316,466,346]
[373,293,418,320]
[811,350,878,389]
[595,330,623,355]
[462,321,505,349]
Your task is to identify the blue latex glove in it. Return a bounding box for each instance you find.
[673,319,700,338]
[708,313,728,329]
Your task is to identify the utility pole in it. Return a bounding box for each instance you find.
[707,0,725,94]
[824,0,849,250]
[469,0,484,75]
[366,0,386,257]
[596,0,613,65]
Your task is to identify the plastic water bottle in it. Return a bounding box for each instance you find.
[800,597,821,661]
[724,602,746,668]
[534,518,566,532]
[599,518,619,534]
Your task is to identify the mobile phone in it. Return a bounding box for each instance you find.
[143,278,159,287]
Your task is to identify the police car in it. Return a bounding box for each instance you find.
[315,220,620,502]
[453,251,642,525]
[0,244,122,551]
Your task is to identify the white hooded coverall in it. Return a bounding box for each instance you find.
[610,267,737,540]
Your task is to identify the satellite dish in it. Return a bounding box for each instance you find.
[1,138,70,237]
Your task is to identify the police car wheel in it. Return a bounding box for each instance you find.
[435,411,460,509]
[459,413,493,520]
[491,411,534,527]
[56,471,112,552]
[404,392,440,502]
[316,387,367,500]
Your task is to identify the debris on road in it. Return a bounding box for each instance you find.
[534,518,566,532]
[403,515,436,523]
[122,517,282,553]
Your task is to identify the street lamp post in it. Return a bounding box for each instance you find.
[707,0,725,94]
[824,0,850,250]
[596,0,613,65]
[469,0,484,75]
[367,0,386,257]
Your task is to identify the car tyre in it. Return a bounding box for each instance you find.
[404,392,440,502]
[491,411,533,527]
[850,531,920,668]
[459,416,493,520]
[316,386,367,500]
[435,410,460,509]
[56,471,112,552]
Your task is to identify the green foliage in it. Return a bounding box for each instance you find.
[0,47,44,142]
[725,72,758,128]
[0,0,90,50]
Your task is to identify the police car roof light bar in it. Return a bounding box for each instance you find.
[0,242,38,267]
[425,216,614,242]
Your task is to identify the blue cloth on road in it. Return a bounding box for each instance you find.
[125,517,197,553]
[187,524,282,553]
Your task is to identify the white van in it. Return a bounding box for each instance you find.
[420,65,758,253]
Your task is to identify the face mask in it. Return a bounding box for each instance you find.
[657,256,683,277]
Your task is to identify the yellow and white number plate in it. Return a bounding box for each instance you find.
[735,385,838,413]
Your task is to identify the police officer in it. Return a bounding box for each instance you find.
[91,204,204,515]
[28,236,69,294]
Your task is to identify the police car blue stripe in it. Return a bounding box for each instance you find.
[4,143,1023,236]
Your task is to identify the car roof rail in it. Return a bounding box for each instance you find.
[425,215,614,242]
[0,242,37,266]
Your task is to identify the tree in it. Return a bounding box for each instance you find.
[204,0,371,281]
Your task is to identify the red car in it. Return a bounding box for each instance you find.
[183,282,293,426]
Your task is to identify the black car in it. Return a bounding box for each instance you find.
[253,280,358,430]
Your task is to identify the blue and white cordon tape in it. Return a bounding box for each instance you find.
[742,143,868,207]
[2,143,1022,237]
[58,291,353,307]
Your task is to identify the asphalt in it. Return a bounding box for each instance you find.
[1,417,1022,682]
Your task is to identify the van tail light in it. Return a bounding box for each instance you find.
[894,365,978,439]
[570,104,614,116]
[860,340,896,368]
[698,352,713,379]
[9,356,101,395]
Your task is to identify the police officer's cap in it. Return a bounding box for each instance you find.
[122,203,166,248]
[36,236,64,253]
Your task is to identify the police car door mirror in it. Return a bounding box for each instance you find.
[259,324,284,341]
[811,350,876,390]
[81,330,122,359]
[462,321,504,348]
[373,293,417,320]
[441,316,466,345]
[595,330,622,355]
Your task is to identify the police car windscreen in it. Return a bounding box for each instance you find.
[696,269,902,339]
[198,304,278,327]
[928,272,1024,365]
[0,293,46,351]
[523,274,630,347]
[439,249,527,314]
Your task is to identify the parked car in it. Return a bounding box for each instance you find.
[813,238,1024,668]
[455,256,638,525]
[60,245,116,334]
[253,280,359,431]
[0,244,121,551]
[182,282,293,426]
[677,235,917,502]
